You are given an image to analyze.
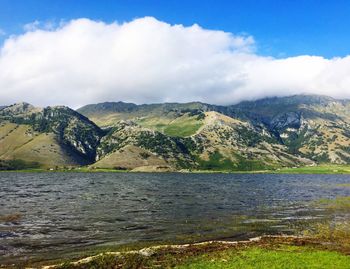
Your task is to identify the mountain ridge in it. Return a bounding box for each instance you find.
[2,94,350,171]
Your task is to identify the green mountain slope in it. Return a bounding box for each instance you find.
[226,95,350,163]
[77,95,350,170]
[95,120,195,170]
[2,95,350,171]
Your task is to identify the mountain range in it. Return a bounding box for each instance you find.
[1,94,350,171]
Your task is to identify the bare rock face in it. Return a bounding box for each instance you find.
[270,112,302,131]
[37,106,103,161]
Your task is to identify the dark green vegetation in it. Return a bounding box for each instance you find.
[0,159,40,170]
[196,151,270,171]
[3,94,350,171]
[197,151,234,171]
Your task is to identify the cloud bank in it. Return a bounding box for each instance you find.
[0,17,350,108]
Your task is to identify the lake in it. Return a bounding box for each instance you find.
[1,172,350,265]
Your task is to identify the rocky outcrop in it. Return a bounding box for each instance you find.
[270,112,303,131]
[0,102,40,117]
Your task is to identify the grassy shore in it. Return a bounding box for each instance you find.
[271,164,350,174]
[38,236,350,269]
[177,245,350,269]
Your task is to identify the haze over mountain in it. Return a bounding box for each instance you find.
[1,94,350,171]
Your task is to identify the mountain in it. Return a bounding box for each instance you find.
[227,95,350,163]
[1,94,350,171]
[94,120,195,171]
[78,94,350,170]
[77,101,213,129]
[0,103,103,169]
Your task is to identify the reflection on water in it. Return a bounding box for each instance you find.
[1,172,350,264]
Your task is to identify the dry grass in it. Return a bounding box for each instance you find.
[4,133,86,167]
[93,145,167,169]
[0,123,34,157]
[0,121,89,167]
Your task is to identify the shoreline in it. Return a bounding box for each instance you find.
[41,236,271,269]
[33,235,348,269]
[2,164,350,174]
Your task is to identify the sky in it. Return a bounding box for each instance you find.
[1,0,350,107]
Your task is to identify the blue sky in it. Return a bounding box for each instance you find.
[0,0,350,58]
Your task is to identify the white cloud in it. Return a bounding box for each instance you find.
[0,16,349,108]
[23,20,58,32]
[23,20,41,32]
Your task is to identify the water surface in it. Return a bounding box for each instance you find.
[1,172,350,264]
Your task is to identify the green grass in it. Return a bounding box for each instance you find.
[193,164,350,174]
[177,245,350,269]
[197,151,234,171]
[164,120,202,137]
[233,154,274,171]
[196,152,275,172]
[136,113,203,137]
[273,164,350,174]
[54,244,350,269]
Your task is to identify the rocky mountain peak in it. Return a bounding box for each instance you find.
[1,102,40,116]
